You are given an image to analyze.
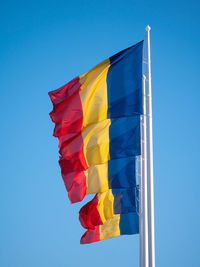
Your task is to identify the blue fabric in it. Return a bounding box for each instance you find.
[119,212,139,235]
[112,188,137,214]
[107,40,144,118]
[109,116,141,158]
[108,157,136,189]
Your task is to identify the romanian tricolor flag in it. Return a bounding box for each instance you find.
[49,40,144,244]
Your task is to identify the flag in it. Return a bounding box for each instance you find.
[49,40,144,244]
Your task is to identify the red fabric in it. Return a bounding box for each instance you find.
[51,94,83,143]
[59,133,88,172]
[49,77,83,148]
[48,76,81,107]
[80,226,100,244]
[79,195,103,229]
[49,77,88,204]
[61,166,87,203]
[61,171,76,191]
[67,171,87,203]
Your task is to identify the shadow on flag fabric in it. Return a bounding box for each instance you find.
[48,40,144,244]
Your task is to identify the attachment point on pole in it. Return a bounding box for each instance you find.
[145,25,151,31]
[143,74,146,80]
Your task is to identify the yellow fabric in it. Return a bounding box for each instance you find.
[82,119,111,167]
[100,215,120,240]
[96,190,114,224]
[85,163,109,194]
[79,58,110,128]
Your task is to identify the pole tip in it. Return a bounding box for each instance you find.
[145,25,151,31]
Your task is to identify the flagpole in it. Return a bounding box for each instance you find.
[145,25,155,267]
[139,74,149,267]
[139,130,144,267]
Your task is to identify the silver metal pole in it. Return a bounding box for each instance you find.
[139,148,144,267]
[145,25,155,267]
[142,74,149,267]
[139,75,149,267]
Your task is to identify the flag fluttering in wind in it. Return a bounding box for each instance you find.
[49,40,144,244]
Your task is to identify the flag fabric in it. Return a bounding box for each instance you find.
[80,212,139,244]
[79,187,138,229]
[49,40,144,244]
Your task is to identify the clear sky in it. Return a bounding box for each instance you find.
[0,0,200,266]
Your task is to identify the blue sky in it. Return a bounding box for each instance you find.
[0,0,200,266]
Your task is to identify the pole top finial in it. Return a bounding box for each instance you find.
[145,25,151,31]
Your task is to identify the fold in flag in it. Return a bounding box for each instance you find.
[49,40,144,244]
[80,212,139,244]
[79,187,138,229]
